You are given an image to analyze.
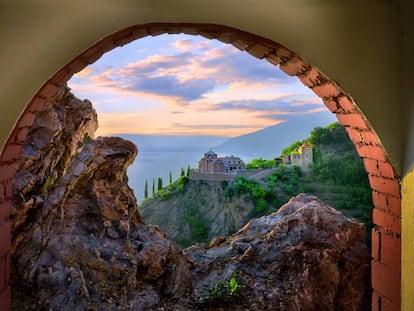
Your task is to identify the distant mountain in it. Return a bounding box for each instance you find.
[214,112,337,160]
[114,112,336,201]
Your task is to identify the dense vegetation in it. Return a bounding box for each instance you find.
[245,122,373,244]
[224,176,281,217]
[142,122,373,247]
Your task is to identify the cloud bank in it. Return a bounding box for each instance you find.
[69,34,331,137]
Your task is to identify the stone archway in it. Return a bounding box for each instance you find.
[0,23,401,311]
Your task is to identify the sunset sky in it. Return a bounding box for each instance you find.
[68,34,329,138]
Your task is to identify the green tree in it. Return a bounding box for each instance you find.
[180,166,185,177]
[281,140,304,155]
[169,171,173,185]
[144,180,148,199]
[152,178,155,195]
[246,158,275,169]
[186,165,191,177]
[158,177,163,191]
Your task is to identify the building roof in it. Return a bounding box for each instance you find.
[206,150,217,155]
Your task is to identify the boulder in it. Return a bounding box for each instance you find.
[186,193,370,310]
[11,88,191,310]
[11,89,370,310]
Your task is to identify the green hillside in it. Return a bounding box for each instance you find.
[138,122,373,247]
[245,122,373,244]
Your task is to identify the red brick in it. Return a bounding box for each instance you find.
[363,158,379,176]
[165,26,183,35]
[346,127,363,144]
[372,290,380,311]
[96,36,116,53]
[4,253,10,290]
[377,160,396,179]
[298,67,326,88]
[279,57,309,76]
[372,191,388,210]
[322,98,340,113]
[337,95,356,113]
[38,83,60,99]
[28,96,47,113]
[264,54,280,66]
[17,111,35,128]
[275,46,294,61]
[197,30,219,40]
[372,260,401,305]
[247,44,271,59]
[0,184,4,203]
[148,25,168,37]
[361,130,380,146]
[355,144,388,162]
[373,208,401,234]
[66,58,88,76]
[0,221,11,256]
[129,26,150,40]
[0,144,22,162]
[372,291,400,311]
[0,254,7,290]
[15,127,29,144]
[181,27,199,36]
[113,30,134,47]
[311,81,341,98]
[231,39,251,51]
[369,176,400,197]
[79,45,104,65]
[50,68,72,87]
[373,193,400,217]
[336,113,368,129]
[0,285,11,311]
[0,164,16,182]
[372,228,381,261]
[386,196,401,217]
[381,233,401,272]
[4,181,12,200]
[219,31,242,44]
[0,201,11,223]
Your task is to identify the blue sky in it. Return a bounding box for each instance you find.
[68,34,330,137]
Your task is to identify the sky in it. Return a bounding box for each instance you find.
[68,34,330,138]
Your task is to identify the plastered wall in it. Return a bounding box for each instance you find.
[0,1,412,310]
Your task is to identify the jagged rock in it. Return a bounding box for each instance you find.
[11,88,191,311]
[11,89,370,311]
[185,193,370,310]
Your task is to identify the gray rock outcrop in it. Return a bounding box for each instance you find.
[11,89,370,310]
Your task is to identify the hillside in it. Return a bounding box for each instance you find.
[139,122,373,247]
[139,176,280,247]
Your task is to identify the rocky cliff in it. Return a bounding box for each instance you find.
[139,179,269,247]
[11,88,192,310]
[11,88,370,310]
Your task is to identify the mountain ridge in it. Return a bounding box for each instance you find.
[214,112,337,159]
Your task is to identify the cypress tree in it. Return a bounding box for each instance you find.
[169,171,173,184]
[144,180,148,199]
[158,177,163,191]
[180,166,185,177]
[186,165,191,177]
[152,178,155,195]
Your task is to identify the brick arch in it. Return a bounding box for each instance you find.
[0,23,401,310]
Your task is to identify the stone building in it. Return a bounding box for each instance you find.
[283,143,313,172]
[198,150,245,175]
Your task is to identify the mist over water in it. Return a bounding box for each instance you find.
[118,135,234,202]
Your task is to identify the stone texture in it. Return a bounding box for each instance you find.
[185,193,370,310]
[11,89,191,310]
[11,89,370,310]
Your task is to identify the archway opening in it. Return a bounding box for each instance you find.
[0,23,401,311]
